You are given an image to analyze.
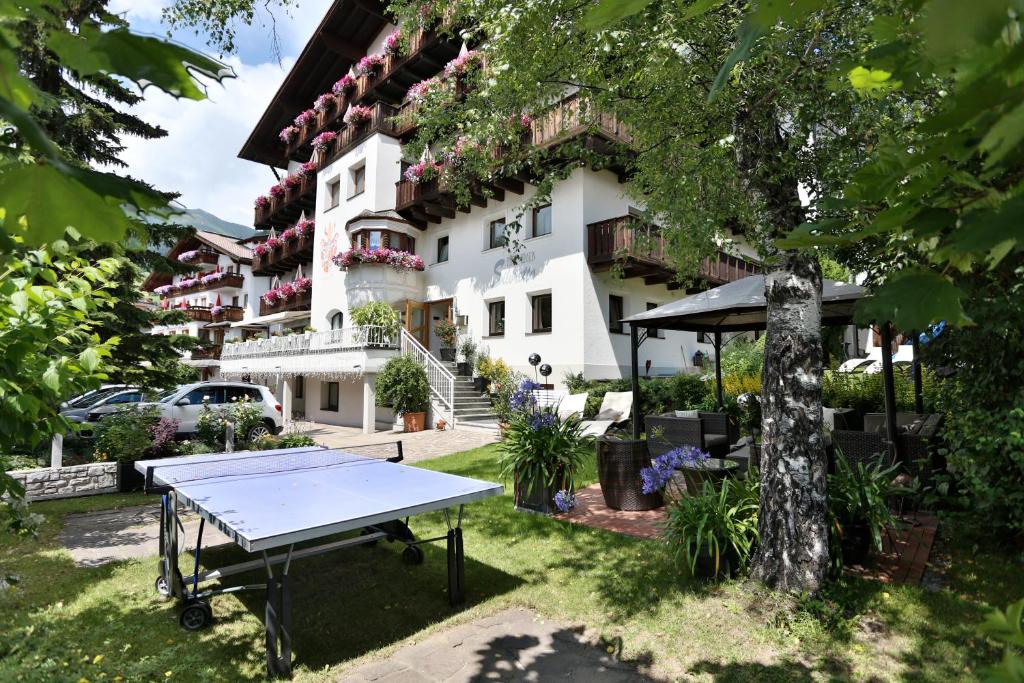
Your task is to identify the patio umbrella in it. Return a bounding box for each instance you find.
[295,263,304,280]
[215,294,222,306]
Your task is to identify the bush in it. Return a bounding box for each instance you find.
[578,373,711,420]
[93,406,179,463]
[376,354,430,416]
[196,398,265,449]
[350,301,399,335]
[821,368,937,415]
[720,336,765,378]
[250,433,318,451]
[723,373,761,396]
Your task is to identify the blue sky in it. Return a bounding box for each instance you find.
[108,0,335,226]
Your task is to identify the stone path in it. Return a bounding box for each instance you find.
[59,505,232,568]
[299,423,498,463]
[553,484,665,540]
[336,608,652,682]
[849,513,939,585]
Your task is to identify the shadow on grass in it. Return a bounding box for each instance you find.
[688,655,853,683]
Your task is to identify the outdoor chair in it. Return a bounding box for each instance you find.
[580,391,633,437]
[643,411,734,458]
[530,389,588,422]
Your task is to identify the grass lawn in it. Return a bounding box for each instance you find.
[1,444,1020,681]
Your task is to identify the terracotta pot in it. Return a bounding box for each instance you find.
[402,411,426,433]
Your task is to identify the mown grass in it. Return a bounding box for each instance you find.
[0,445,1020,681]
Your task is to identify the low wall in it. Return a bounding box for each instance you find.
[6,462,118,501]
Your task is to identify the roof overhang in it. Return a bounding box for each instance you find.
[237,0,390,167]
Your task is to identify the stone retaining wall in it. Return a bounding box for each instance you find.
[6,463,118,501]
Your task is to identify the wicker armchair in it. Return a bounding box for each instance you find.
[831,430,892,470]
[644,412,732,458]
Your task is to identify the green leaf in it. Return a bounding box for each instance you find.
[855,269,972,330]
[980,99,1024,168]
[848,66,900,94]
[918,0,1011,65]
[41,365,60,392]
[0,163,134,244]
[46,25,234,101]
[709,19,763,101]
[682,0,723,20]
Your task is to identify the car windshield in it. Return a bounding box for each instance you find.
[75,389,120,408]
[154,388,180,403]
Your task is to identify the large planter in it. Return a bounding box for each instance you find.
[474,377,488,393]
[514,467,568,515]
[596,436,663,511]
[402,411,426,433]
[692,544,741,580]
[457,362,472,376]
[118,461,144,492]
[838,521,872,566]
[439,348,456,362]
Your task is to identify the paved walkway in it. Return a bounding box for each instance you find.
[554,484,666,540]
[297,422,498,463]
[849,513,939,585]
[336,608,652,682]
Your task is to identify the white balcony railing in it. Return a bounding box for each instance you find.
[400,327,455,426]
[222,325,397,360]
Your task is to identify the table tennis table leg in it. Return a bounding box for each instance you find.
[445,506,466,606]
[263,546,294,678]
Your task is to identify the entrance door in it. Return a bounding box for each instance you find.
[404,299,429,348]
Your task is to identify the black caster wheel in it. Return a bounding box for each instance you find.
[360,528,379,547]
[155,575,171,600]
[401,545,425,566]
[179,601,213,631]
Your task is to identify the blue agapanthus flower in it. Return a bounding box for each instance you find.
[554,489,576,513]
[639,445,711,494]
[510,378,540,411]
[529,410,557,431]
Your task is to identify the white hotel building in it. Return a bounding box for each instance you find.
[154,0,759,432]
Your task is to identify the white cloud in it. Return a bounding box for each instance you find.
[108,0,166,24]
[117,56,295,227]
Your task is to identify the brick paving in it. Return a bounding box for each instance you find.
[848,513,939,585]
[553,484,666,541]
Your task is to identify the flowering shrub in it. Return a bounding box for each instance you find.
[444,50,482,78]
[279,282,296,298]
[178,249,200,263]
[278,125,299,145]
[269,184,286,199]
[344,104,373,126]
[295,218,315,237]
[332,74,356,96]
[354,54,384,77]
[314,93,334,112]
[300,160,318,176]
[294,109,317,128]
[312,130,337,154]
[253,242,270,256]
[154,284,175,296]
[407,76,442,102]
[640,445,710,495]
[284,173,304,189]
[293,276,311,291]
[383,29,402,56]
[497,377,592,513]
[333,247,425,271]
[261,289,282,305]
[255,195,270,210]
[403,160,443,184]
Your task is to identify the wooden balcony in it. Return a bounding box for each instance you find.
[319,102,400,167]
[283,24,461,162]
[587,216,759,288]
[163,272,245,298]
[212,305,245,323]
[252,232,316,276]
[179,249,219,267]
[259,288,312,317]
[191,344,223,361]
[530,93,633,151]
[184,306,213,322]
[254,173,316,230]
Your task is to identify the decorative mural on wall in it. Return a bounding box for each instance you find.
[320,221,342,273]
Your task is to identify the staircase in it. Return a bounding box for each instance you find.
[441,361,501,429]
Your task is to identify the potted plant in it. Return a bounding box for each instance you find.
[457,337,477,377]
[376,354,430,432]
[435,319,458,361]
[474,351,492,393]
[827,452,901,568]
[497,378,592,514]
[663,476,760,580]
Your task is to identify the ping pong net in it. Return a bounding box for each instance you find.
[143,442,404,491]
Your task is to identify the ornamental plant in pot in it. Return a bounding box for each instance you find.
[497,378,592,514]
[435,319,458,361]
[457,337,477,377]
[663,476,759,580]
[376,354,430,432]
[827,451,901,569]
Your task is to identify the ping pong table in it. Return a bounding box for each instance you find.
[135,443,503,677]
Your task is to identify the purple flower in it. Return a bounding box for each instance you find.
[529,411,557,431]
[554,490,576,513]
[509,378,540,411]
[639,445,710,494]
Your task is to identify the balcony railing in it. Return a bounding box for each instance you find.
[212,305,245,323]
[191,344,223,361]
[252,233,316,276]
[179,249,220,267]
[530,93,633,150]
[163,272,245,298]
[319,102,400,167]
[183,306,213,322]
[587,215,759,286]
[221,325,398,360]
[259,288,312,316]
[254,174,316,230]
[283,17,460,161]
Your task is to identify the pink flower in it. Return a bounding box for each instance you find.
[211,305,224,316]
[403,160,443,184]
[332,247,424,271]
[178,249,199,263]
[343,105,373,126]
[280,227,296,242]
[294,109,317,128]
[266,236,284,249]
[314,93,334,113]
[279,282,297,298]
[293,276,312,291]
[444,50,482,78]
[295,219,315,237]
[354,54,384,77]
[200,271,225,285]
[300,160,318,177]
[269,184,286,199]
[262,290,281,305]
[332,75,356,96]
[253,242,270,256]
[312,131,337,154]
[407,77,440,102]
[519,113,533,127]
[154,284,175,296]
[384,29,402,57]
[255,195,270,209]
[279,125,299,144]
[284,173,304,189]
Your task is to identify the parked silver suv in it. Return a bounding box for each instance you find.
[87,381,284,441]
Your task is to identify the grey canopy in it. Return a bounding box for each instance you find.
[621,274,866,332]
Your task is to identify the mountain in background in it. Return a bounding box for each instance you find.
[170,206,256,239]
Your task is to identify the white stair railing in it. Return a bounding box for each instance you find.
[400,328,455,426]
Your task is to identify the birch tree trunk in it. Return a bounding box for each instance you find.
[734,104,830,593]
